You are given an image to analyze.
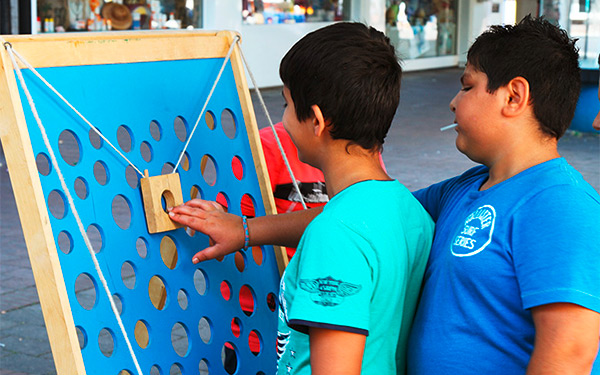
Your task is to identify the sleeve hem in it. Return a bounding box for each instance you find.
[522,289,600,313]
[288,319,369,336]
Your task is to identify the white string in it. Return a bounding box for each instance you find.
[237,42,307,210]
[4,41,145,375]
[6,45,145,178]
[172,35,240,173]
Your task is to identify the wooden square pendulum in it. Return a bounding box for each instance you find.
[140,170,184,234]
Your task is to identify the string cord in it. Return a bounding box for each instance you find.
[4,43,145,177]
[237,42,307,209]
[172,35,239,173]
[4,41,145,375]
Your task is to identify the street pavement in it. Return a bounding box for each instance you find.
[1,67,598,375]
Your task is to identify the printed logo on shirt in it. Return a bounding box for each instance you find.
[451,204,496,257]
[299,276,361,307]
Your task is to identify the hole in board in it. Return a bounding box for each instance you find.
[58,129,81,166]
[171,322,189,357]
[198,317,212,344]
[148,275,167,310]
[75,273,97,310]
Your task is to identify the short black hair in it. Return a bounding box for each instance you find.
[279,22,402,151]
[467,15,580,139]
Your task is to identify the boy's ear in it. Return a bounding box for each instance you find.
[310,105,329,137]
[502,76,530,117]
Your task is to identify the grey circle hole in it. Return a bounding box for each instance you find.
[121,261,136,290]
[221,109,237,139]
[48,190,67,219]
[199,359,209,374]
[178,289,188,310]
[86,224,103,253]
[170,363,183,375]
[111,194,132,230]
[58,130,81,166]
[93,161,109,186]
[89,129,103,149]
[98,328,115,357]
[162,162,175,175]
[200,155,217,186]
[112,294,123,315]
[74,177,88,200]
[57,230,73,254]
[174,116,188,142]
[36,153,51,176]
[75,273,97,310]
[150,120,162,141]
[125,165,139,189]
[198,317,212,344]
[193,269,207,295]
[117,125,134,153]
[136,237,148,259]
[76,326,87,349]
[141,141,153,163]
[171,322,189,357]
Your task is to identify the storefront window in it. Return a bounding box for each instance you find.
[539,0,599,60]
[385,0,457,59]
[242,0,350,25]
[36,0,202,33]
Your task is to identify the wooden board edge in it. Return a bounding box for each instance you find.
[0,41,87,374]
[0,30,232,68]
[218,30,289,275]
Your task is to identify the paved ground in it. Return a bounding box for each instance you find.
[1,67,598,375]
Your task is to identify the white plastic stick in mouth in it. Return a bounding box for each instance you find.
[440,123,458,131]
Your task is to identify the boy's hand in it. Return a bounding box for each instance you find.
[168,199,244,264]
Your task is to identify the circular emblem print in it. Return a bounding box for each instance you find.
[451,205,496,257]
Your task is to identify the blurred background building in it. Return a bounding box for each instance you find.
[0,0,598,87]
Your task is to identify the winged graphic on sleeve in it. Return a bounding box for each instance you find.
[299,276,362,306]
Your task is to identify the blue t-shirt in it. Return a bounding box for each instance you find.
[408,158,600,374]
[277,180,434,375]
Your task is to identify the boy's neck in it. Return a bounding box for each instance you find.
[317,142,391,197]
[481,133,560,191]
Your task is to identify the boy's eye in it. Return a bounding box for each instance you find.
[460,86,472,91]
[283,103,288,108]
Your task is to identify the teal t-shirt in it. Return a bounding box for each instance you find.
[277,180,434,375]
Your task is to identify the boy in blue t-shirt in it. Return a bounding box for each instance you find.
[170,22,434,374]
[406,16,600,374]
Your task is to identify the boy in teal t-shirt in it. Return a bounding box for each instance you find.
[171,22,434,374]
[274,22,433,374]
[278,181,433,374]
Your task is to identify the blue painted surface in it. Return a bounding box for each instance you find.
[571,60,600,133]
[572,83,600,133]
[17,58,279,374]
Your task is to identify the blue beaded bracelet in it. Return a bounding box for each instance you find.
[242,215,250,251]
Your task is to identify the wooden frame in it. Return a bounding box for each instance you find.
[0,30,287,375]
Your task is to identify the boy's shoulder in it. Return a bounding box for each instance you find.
[314,179,432,234]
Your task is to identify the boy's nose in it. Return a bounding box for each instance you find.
[449,98,457,113]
